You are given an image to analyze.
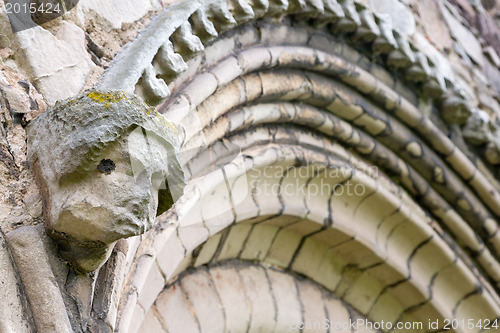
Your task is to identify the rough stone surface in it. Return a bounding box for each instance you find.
[2,0,500,332]
[440,2,484,66]
[413,0,452,51]
[154,262,383,332]
[5,226,72,333]
[368,0,415,36]
[78,0,163,30]
[0,231,34,332]
[0,66,45,233]
[16,22,96,104]
[27,90,185,272]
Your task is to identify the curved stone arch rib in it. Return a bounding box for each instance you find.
[154,25,500,284]
[164,39,500,220]
[139,261,384,333]
[115,142,500,332]
[95,0,500,170]
[88,1,500,332]
[209,113,500,283]
[97,0,202,96]
[98,0,461,116]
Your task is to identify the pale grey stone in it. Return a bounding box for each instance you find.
[462,109,492,145]
[78,0,161,30]
[0,231,34,333]
[27,90,185,272]
[368,0,415,36]
[98,0,203,94]
[16,22,95,104]
[412,33,453,86]
[6,226,73,333]
[440,2,484,66]
[484,46,500,67]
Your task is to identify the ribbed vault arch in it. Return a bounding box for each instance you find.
[90,3,500,333]
[137,261,386,333]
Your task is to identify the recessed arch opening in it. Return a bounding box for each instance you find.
[92,6,500,333]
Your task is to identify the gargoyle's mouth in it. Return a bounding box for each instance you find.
[49,230,110,273]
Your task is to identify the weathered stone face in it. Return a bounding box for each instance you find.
[27,90,185,273]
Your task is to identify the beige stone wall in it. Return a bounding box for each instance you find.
[1,1,500,332]
[0,0,499,233]
[0,0,174,233]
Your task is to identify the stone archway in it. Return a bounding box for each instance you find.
[84,2,500,332]
[138,260,384,333]
[3,1,500,333]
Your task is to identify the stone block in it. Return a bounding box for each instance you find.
[215,224,253,261]
[156,287,201,333]
[308,33,343,57]
[127,304,145,333]
[130,253,156,295]
[177,224,210,253]
[408,239,455,290]
[238,265,277,332]
[404,302,445,330]
[137,261,166,312]
[6,226,72,333]
[296,279,328,331]
[342,272,382,315]
[239,224,280,261]
[182,72,218,107]
[309,229,352,247]
[138,309,167,333]
[204,35,236,64]
[388,280,428,311]
[323,297,351,333]
[0,231,33,332]
[328,238,382,269]
[115,291,138,333]
[367,292,403,326]
[292,237,330,280]
[385,220,433,276]
[237,47,272,73]
[266,269,302,332]
[17,22,94,104]
[209,266,252,332]
[157,230,187,281]
[210,56,243,87]
[79,0,159,29]
[454,293,499,329]
[193,233,222,267]
[431,262,478,319]
[264,228,303,268]
[92,244,127,332]
[353,187,400,244]
[364,262,406,287]
[259,23,308,46]
[180,269,225,332]
[440,2,484,66]
[375,203,412,250]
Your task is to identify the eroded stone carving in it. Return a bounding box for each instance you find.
[27,90,185,273]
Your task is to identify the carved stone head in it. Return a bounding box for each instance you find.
[27,90,185,273]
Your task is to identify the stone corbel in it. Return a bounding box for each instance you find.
[27,90,185,273]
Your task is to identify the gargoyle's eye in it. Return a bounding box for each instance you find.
[97,159,116,174]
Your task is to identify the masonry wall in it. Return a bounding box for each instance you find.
[1,0,500,234]
[2,1,500,332]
